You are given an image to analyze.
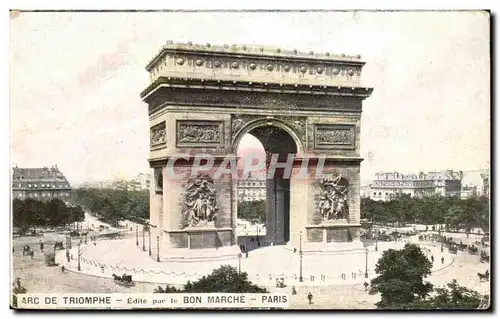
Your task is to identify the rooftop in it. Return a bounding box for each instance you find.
[146,41,364,71]
[12,166,69,181]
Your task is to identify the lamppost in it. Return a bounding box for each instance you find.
[441,240,444,253]
[136,226,139,246]
[299,231,303,282]
[85,234,88,245]
[245,232,249,258]
[256,223,260,245]
[142,227,146,252]
[148,229,152,256]
[156,236,160,262]
[238,253,242,273]
[77,241,82,271]
[375,231,379,252]
[365,248,369,278]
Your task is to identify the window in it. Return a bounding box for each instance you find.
[34,184,38,188]
[378,192,382,195]
[28,184,32,188]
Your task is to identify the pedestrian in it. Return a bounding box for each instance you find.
[61,265,65,273]
[441,256,444,264]
[307,292,313,305]
[30,251,34,259]
[292,286,297,295]
[293,248,297,253]
[431,255,434,263]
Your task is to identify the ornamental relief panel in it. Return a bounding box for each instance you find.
[316,174,349,222]
[313,124,355,150]
[180,174,218,229]
[176,120,224,148]
[150,122,166,148]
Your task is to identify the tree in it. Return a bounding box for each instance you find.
[70,187,150,225]
[238,200,266,223]
[12,198,85,229]
[409,280,489,309]
[154,265,267,293]
[370,243,433,309]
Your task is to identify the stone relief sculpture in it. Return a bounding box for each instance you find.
[150,123,166,146]
[181,175,218,228]
[318,175,349,221]
[316,128,353,145]
[178,123,220,143]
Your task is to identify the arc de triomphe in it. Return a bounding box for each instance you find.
[140,42,373,256]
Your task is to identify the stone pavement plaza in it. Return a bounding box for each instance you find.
[14,235,490,309]
[55,235,473,289]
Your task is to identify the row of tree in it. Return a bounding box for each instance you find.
[237,199,266,223]
[12,198,85,229]
[370,243,489,309]
[154,265,267,294]
[361,194,490,232]
[70,188,149,226]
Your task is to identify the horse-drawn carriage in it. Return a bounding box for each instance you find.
[22,245,32,256]
[112,274,135,287]
[480,250,490,263]
[477,270,489,282]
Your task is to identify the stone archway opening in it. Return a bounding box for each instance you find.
[236,124,299,246]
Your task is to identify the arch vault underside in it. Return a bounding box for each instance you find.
[141,42,373,254]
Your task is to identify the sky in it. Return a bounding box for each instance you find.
[10,11,490,186]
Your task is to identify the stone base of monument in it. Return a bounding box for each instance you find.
[299,223,365,253]
[163,227,241,260]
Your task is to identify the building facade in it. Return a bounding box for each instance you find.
[480,170,489,198]
[460,185,478,199]
[237,179,266,202]
[129,173,151,191]
[370,170,463,201]
[12,165,72,200]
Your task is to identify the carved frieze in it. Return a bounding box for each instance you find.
[317,175,349,221]
[146,89,362,115]
[150,122,166,147]
[176,120,223,148]
[180,175,218,229]
[314,124,355,150]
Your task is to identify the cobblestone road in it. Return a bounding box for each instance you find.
[11,236,490,309]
